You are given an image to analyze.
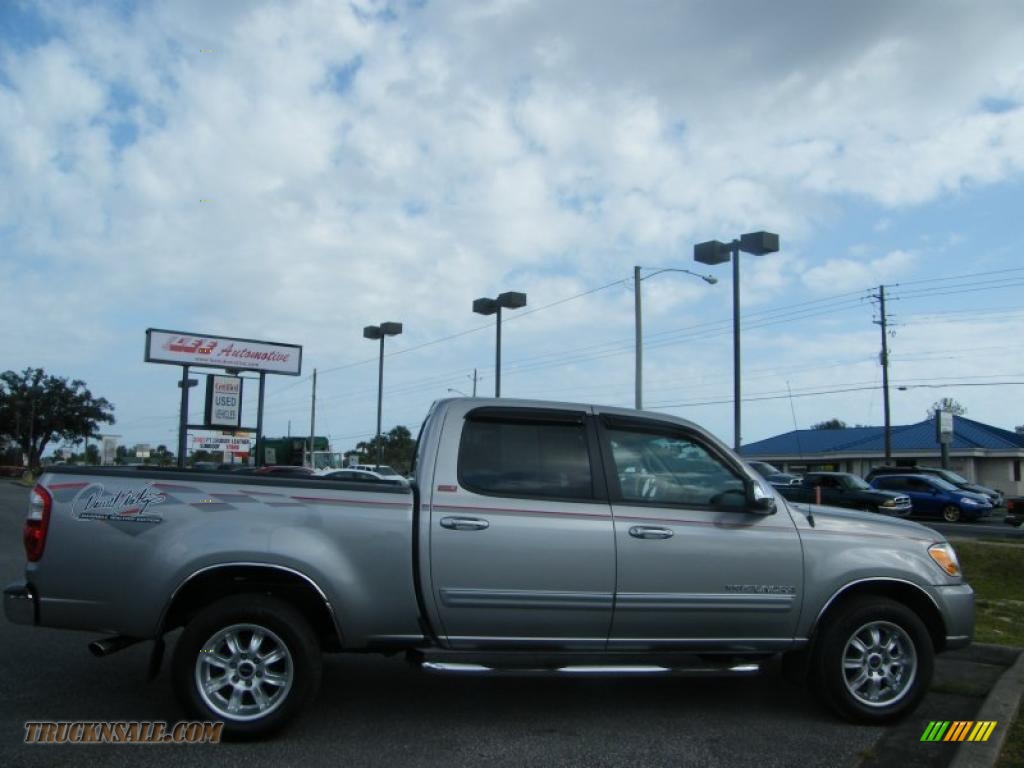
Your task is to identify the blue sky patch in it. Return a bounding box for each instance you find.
[980,97,1019,115]
[0,1,62,51]
[327,55,363,95]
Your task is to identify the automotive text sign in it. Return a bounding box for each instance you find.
[145,329,302,375]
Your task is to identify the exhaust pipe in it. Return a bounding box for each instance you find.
[88,635,142,658]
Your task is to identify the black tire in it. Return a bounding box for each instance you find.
[812,597,933,723]
[172,594,322,739]
[942,505,961,523]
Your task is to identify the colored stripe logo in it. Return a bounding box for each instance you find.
[920,721,997,742]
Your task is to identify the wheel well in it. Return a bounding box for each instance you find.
[812,580,947,653]
[161,565,342,651]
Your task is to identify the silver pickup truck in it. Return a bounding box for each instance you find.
[5,398,974,737]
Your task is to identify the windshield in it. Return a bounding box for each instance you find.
[750,461,780,474]
[844,475,871,490]
[936,469,968,484]
[928,477,960,491]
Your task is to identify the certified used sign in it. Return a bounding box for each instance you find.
[205,375,242,428]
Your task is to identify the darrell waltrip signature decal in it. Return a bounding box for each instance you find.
[74,486,166,524]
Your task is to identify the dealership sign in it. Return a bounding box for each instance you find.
[192,435,255,452]
[145,329,302,375]
[205,375,242,428]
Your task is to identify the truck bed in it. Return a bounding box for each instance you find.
[27,467,423,648]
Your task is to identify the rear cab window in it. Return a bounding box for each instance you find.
[457,409,595,501]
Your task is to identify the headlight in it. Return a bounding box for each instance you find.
[961,497,979,506]
[881,499,897,506]
[928,543,961,577]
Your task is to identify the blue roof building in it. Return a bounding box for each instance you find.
[740,416,1024,497]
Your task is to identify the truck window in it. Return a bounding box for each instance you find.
[458,419,593,500]
[605,428,745,508]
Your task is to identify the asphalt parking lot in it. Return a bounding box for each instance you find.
[0,480,1011,767]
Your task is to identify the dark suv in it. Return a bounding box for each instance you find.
[865,466,1003,507]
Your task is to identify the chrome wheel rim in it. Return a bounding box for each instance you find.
[195,623,293,721]
[842,620,917,707]
[943,507,960,522]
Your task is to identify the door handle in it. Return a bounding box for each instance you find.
[628,525,674,540]
[440,516,490,531]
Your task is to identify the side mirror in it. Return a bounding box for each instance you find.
[747,480,777,515]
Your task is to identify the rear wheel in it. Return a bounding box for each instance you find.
[942,505,962,523]
[812,597,932,723]
[172,594,322,738]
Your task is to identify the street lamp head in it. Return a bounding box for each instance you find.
[497,291,527,310]
[472,297,498,316]
[693,240,732,265]
[364,322,403,339]
[702,275,718,285]
[739,231,780,256]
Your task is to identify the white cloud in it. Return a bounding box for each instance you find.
[3,0,1024,447]
[801,250,917,293]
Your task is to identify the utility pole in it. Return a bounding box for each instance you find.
[872,285,893,463]
[634,265,643,409]
[472,368,478,397]
[308,368,317,469]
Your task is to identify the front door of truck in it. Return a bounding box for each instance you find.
[597,414,803,650]
[428,405,615,650]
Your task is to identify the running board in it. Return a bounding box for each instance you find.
[420,661,762,677]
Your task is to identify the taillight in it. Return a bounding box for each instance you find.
[23,485,52,562]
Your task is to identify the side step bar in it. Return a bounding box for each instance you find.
[419,661,762,677]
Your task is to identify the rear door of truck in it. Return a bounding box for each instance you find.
[425,403,614,650]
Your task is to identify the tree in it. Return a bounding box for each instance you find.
[0,368,115,469]
[927,398,967,418]
[811,418,848,430]
[352,425,416,473]
[149,445,175,466]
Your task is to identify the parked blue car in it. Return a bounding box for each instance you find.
[869,474,993,522]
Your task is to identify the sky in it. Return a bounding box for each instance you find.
[2,0,1024,456]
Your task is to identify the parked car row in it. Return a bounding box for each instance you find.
[747,463,1004,523]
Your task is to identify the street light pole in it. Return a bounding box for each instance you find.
[495,305,502,398]
[363,322,403,467]
[732,247,741,452]
[473,291,527,398]
[633,266,717,410]
[695,231,780,450]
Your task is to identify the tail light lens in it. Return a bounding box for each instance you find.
[24,485,52,562]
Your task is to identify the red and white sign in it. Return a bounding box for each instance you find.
[192,435,255,452]
[145,329,302,375]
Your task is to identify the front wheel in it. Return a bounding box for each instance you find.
[942,505,962,523]
[172,594,322,738]
[812,597,933,723]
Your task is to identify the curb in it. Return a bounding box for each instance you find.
[950,647,1024,768]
